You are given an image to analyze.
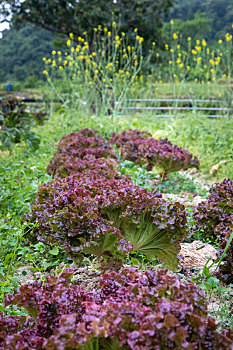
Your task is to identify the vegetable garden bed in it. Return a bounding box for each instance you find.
[0,125,233,349]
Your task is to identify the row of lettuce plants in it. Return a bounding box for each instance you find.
[26,128,191,271]
[194,178,233,284]
[1,128,233,349]
[1,268,233,349]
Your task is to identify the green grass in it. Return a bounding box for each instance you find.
[130,81,233,99]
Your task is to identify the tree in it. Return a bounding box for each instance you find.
[0,0,173,49]
[0,23,54,82]
[167,0,233,42]
[162,12,212,44]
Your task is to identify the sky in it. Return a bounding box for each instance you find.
[0,3,10,38]
[0,22,9,38]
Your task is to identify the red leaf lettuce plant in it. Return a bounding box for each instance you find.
[0,268,233,349]
[194,178,233,283]
[109,129,200,178]
[47,129,118,177]
[25,174,187,271]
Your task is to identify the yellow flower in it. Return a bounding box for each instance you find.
[102,78,106,82]
[196,40,200,45]
[138,37,144,44]
[218,39,223,44]
[52,50,56,55]
[66,39,71,47]
[89,81,93,85]
[152,42,156,46]
[225,33,232,42]
[156,53,160,57]
[197,57,202,64]
[179,63,183,68]
[108,31,111,37]
[134,28,138,33]
[71,47,75,52]
[187,37,191,42]
[202,39,207,47]
[112,21,116,28]
[210,68,214,73]
[43,70,48,75]
[170,48,174,53]
[173,33,178,40]
[187,65,190,71]
[59,66,63,70]
[219,93,222,97]
[42,57,46,61]
[169,60,173,64]
[177,44,180,49]
[192,49,197,55]
[127,46,131,51]
[69,33,74,39]
[170,19,174,25]
[165,44,169,50]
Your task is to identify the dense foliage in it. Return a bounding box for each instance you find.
[169,0,233,42]
[0,23,53,82]
[109,129,200,177]
[194,178,233,283]
[0,0,173,51]
[0,268,232,349]
[0,97,46,150]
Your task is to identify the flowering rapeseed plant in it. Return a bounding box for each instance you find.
[43,22,150,117]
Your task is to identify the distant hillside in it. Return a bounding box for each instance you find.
[0,24,54,83]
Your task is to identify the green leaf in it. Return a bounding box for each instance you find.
[217,287,229,293]
[202,265,211,277]
[48,246,59,255]
[207,277,219,288]
[122,218,183,271]
[131,257,139,265]
[4,253,15,266]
